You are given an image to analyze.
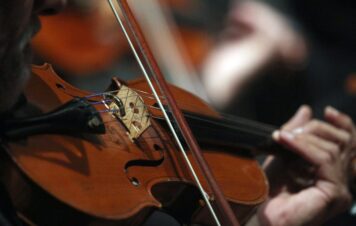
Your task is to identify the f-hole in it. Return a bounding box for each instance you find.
[124,142,165,187]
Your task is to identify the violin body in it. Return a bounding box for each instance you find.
[0,64,268,225]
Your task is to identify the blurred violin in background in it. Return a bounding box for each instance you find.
[31,0,128,75]
[31,0,214,76]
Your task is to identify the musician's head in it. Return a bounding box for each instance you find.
[0,0,67,113]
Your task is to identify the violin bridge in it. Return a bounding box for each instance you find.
[104,85,151,141]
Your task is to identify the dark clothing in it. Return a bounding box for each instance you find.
[290,0,356,121]
[0,183,22,226]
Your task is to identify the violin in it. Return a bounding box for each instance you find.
[0,63,274,226]
[2,66,356,226]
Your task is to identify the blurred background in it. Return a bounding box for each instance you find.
[31,0,229,93]
[31,0,356,225]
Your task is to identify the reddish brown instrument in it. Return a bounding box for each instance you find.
[31,2,128,75]
[31,0,213,75]
[0,64,267,225]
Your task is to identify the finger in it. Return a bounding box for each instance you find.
[278,131,337,166]
[301,120,351,146]
[273,105,312,141]
[309,135,340,159]
[325,106,354,133]
[282,105,312,131]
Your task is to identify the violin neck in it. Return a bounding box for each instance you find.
[161,111,287,156]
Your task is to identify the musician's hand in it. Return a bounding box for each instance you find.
[260,106,354,226]
[202,1,306,107]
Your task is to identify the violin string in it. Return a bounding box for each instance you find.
[186,114,275,134]
[104,113,269,149]
[84,87,165,100]
[108,1,221,225]
[98,109,120,114]
[90,87,275,136]
[152,115,272,137]
[101,110,271,140]
[89,91,275,140]
[84,83,275,133]
[80,75,274,133]
[94,95,275,135]
[90,100,112,105]
[93,98,162,111]
[92,92,272,138]
[219,112,277,131]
